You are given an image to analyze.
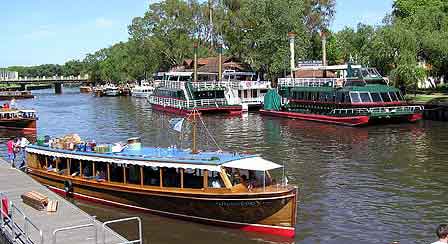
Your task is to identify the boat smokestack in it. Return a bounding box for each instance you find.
[288,32,296,78]
[218,43,222,81]
[194,42,198,82]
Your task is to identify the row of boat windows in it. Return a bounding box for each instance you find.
[34,156,271,190]
[154,89,225,100]
[289,91,404,103]
[238,89,268,98]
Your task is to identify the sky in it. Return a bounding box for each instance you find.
[0,0,394,68]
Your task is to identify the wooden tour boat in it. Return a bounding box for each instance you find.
[261,63,424,126]
[0,91,34,100]
[25,113,298,237]
[0,108,37,132]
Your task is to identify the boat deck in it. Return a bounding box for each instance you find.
[0,160,128,244]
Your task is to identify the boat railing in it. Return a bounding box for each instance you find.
[224,80,271,90]
[186,98,228,108]
[190,81,227,90]
[1,192,44,244]
[52,222,97,244]
[160,80,186,89]
[149,96,229,109]
[278,78,338,88]
[240,96,265,104]
[330,105,424,116]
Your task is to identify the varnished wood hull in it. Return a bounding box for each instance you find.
[27,169,297,237]
[0,119,36,133]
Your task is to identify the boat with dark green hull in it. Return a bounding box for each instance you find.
[260,65,423,126]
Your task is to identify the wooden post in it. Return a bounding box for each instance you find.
[159,168,163,188]
[55,158,59,171]
[123,165,126,184]
[107,164,110,182]
[203,170,208,188]
[80,161,83,177]
[140,166,144,187]
[67,158,71,176]
[180,169,184,189]
[220,168,233,189]
[92,162,96,177]
[45,156,48,169]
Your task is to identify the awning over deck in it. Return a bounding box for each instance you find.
[222,157,282,171]
[26,146,223,172]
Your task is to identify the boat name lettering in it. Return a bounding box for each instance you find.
[216,201,260,207]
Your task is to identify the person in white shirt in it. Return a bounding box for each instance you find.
[18,137,29,168]
[431,224,448,244]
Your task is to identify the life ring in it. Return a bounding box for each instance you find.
[63,180,74,197]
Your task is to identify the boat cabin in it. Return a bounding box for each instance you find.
[26,145,283,194]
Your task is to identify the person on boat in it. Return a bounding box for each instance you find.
[10,98,16,109]
[6,138,15,168]
[2,103,9,110]
[430,224,448,244]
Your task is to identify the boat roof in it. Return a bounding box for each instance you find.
[26,145,282,172]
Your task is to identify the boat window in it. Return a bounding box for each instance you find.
[243,90,248,98]
[389,92,399,101]
[380,92,392,102]
[162,168,181,188]
[143,166,160,186]
[359,92,372,103]
[183,169,204,189]
[370,92,382,102]
[179,76,190,82]
[344,93,350,103]
[110,164,124,183]
[208,171,225,188]
[349,92,361,103]
[126,165,141,185]
[251,90,258,98]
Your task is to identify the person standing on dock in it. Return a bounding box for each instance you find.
[430,224,448,244]
[18,137,29,168]
[6,138,15,167]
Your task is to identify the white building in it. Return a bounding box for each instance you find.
[0,69,19,80]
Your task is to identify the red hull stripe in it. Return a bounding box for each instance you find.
[47,186,295,238]
[151,104,242,115]
[260,109,369,126]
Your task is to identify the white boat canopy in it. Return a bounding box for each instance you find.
[222,157,282,171]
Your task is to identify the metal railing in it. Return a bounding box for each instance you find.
[224,80,271,90]
[330,105,424,116]
[149,96,229,109]
[278,78,338,88]
[1,192,44,244]
[102,217,142,244]
[0,75,89,82]
[52,222,97,244]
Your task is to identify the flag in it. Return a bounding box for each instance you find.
[169,118,184,132]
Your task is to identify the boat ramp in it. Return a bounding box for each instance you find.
[0,160,142,244]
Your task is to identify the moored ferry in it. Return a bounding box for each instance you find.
[148,71,242,115]
[0,108,37,132]
[222,70,271,110]
[261,64,423,126]
[131,81,154,98]
[25,135,298,237]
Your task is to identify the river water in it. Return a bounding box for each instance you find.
[1,87,447,244]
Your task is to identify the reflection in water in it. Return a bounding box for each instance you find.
[0,88,447,244]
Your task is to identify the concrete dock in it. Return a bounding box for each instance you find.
[0,160,131,244]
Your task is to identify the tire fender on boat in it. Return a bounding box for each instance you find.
[64,180,74,196]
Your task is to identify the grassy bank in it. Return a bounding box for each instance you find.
[406,93,448,104]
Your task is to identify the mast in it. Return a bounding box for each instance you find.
[191,109,198,154]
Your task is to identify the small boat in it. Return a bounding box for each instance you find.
[222,70,271,110]
[0,108,37,132]
[25,113,298,237]
[131,81,154,98]
[148,72,242,115]
[0,91,34,100]
[79,86,93,93]
[104,84,120,96]
[260,63,424,126]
